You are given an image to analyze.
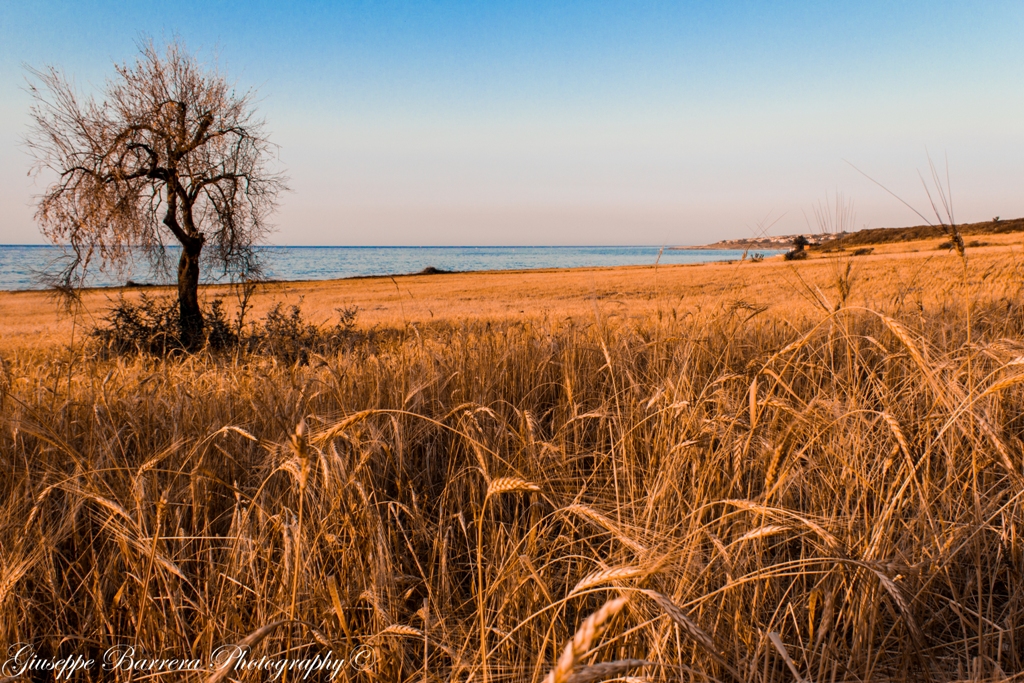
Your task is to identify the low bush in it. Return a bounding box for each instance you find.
[246,301,359,362]
[92,294,192,355]
[92,294,359,360]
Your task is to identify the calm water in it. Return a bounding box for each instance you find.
[0,245,780,291]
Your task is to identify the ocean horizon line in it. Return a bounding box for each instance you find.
[0,244,783,292]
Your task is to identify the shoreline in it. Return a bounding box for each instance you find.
[0,256,762,295]
[0,233,1014,353]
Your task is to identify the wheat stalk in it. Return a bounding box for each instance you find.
[542,596,630,683]
[563,504,647,553]
[571,566,645,595]
[645,591,741,680]
[734,524,790,544]
[486,477,541,496]
[374,624,425,638]
[565,659,649,683]
[768,632,807,683]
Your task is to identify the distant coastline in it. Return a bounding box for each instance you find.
[669,236,827,251]
[675,216,1024,251]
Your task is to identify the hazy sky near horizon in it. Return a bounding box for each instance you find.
[1,1,1023,246]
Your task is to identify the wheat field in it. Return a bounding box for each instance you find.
[1,241,1024,681]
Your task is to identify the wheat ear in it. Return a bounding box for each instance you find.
[486,476,541,496]
[543,596,629,683]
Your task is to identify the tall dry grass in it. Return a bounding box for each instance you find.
[1,285,1024,681]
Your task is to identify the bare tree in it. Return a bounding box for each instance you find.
[26,39,286,348]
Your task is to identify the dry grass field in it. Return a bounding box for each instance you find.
[2,232,1024,681]
[2,231,1024,352]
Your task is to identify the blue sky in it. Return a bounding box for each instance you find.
[2,1,1023,245]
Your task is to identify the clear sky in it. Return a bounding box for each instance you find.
[1,1,1023,245]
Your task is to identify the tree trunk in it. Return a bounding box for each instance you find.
[177,243,204,349]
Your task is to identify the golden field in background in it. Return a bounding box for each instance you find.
[2,232,1024,682]
[3,230,1024,352]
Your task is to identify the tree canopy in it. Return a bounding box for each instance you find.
[26,39,286,346]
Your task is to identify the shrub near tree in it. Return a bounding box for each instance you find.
[26,39,286,349]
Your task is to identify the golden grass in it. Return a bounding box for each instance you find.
[2,238,1024,681]
[3,230,1024,352]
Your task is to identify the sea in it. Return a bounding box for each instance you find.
[0,245,781,291]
